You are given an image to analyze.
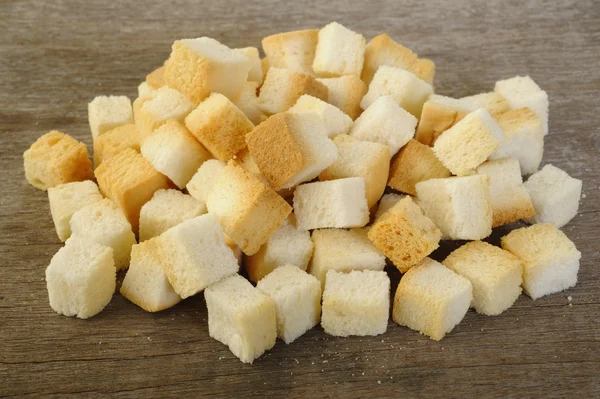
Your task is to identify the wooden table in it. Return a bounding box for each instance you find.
[1,1,599,397]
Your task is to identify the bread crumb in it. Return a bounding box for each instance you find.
[567,296,572,301]
[378,380,381,384]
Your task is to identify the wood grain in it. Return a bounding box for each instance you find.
[1,0,599,397]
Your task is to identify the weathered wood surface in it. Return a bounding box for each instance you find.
[1,0,599,397]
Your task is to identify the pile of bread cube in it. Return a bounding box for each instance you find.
[24,22,583,364]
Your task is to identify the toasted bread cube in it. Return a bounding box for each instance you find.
[135,87,194,138]
[361,33,419,85]
[312,22,366,77]
[322,270,390,337]
[393,258,472,341]
[460,92,509,118]
[95,148,169,231]
[317,75,367,119]
[186,159,226,203]
[374,193,406,220]
[495,75,549,135]
[524,164,582,227]
[491,107,544,175]
[501,224,581,299]
[350,96,417,156]
[388,139,451,196]
[205,274,277,363]
[443,241,522,315]
[415,95,477,146]
[48,181,104,242]
[258,68,328,115]
[476,158,535,227]
[416,175,493,240]
[88,95,133,140]
[138,81,157,99]
[246,112,338,189]
[120,238,181,312]
[46,238,116,319]
[24,131,94,191]
[262,29,318,75]
[361,66,433,118]
[319,135,390,208]
[414,58,436,85]
[309,228,385,288]
[432,108,504,176]
[368,197,441,273]
[288,94,353,138]
[234,47,263,84]
[93,124,141,168]
[207,161,292,256]
[293,177,369,230]
[146,65,165,89]
[69,198,136,269]
[233,81,261,125]
[257,265,321,343]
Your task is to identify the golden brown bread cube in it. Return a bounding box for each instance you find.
[258,68,328,115]
[146,65,166,89]
[93,124,141,168]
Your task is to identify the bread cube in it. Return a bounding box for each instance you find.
[524,164,582,227]
[321,270,390,337]
[432,108,504,176]
[415,94,477,146]
[293,177,369,230]
[388,139,451,196]
[186,159,226,203]
[95,148,169,231]
[207,161,292,256]
[350,96,418,156]
[245,112,338,189]
[495,75,549,135]
[414,58,436,85]
[360,66,433,118]
[46,237,116,319]
[415,175,493,240]
[491,107,544,175]
[392,258,472,341]
[476,158,535,227]
[135,87,194,138]
[374,193,406,220]
[24,130,93,190]
[48,181,104,242]
[309,228,385,287]
[317,75,367,119]
[319,135,389,208]
[93,124,141,168]
[205,274,277,363]
[88,95,133,140]
[138,81,157,99]
[361,34,419,85]
[313,22,366,77]
[258,68,328,115]
[501,224,581,299]
[368,196,441,273]
[146,65,165,89]
[120,238,181,312]
[460,92,509,118]
[257,265,321,343]
[234,47,263,84]
[443,241,523,315]
[233,81,261,125]
[288,94,353,138]
[262,29,318,75]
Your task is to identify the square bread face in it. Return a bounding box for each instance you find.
[501,224,581,300]
[205,274,277,364]
[317,75,367,120]
[443,241,523,316]
[186,159,226,204]
[258,68,328,115]
[45,237,116,319]
[262,29,319,75]
[287,94,353,138]
[88,95,133,140]
[494,75,549,135]
[312,22,366,77]
[256,265,322,344]
[93,124,141,168]
[361,33,419,85]
[393,258,472,341]
[321,270,390,337]
[415,95,476,146]
[135,87,195,138]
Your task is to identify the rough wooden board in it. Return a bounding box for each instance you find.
[1,0,599,397]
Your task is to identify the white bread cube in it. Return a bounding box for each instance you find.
[495,75,549,135]
[415,175,493,240]
[135,87,194,138]
[46,237,116,319]
[205,274,277,363]
[88,95,133,140]
[349,96,418,156]
[415,94,477,146]
[262,29,318,75]
[501,224,581,300]
[138,81,157,99]
[361,34,419,85]
[233,81,261,125]
[257,265,321,344]
[258,68,328,115]
[319,135,390,208]
[317,75,367,120]
[460,92,509,118]
[476,158,535,227]
[234,47,263,84]
[288,94,353,138]
[69,198,136,270]
[443,241,523,315]
[321,270,390,337]
[392,258,472,341]
[309,228,386,287]
[432,108,504,176]
[186,159,226,203]
[120,238,181,312]
[374,193,406,220]
[293,177,369,230]
[524,164,582,227]
[93,124,141,168]
[312,22,366,77]
[360,66,433,118]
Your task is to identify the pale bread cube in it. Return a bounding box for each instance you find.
[317,75,367,120]
[288,94,353,138]
[350,96,418,156]
[138,81,157,99]
[48,181,104,242]
[257,265,321,344]
[233,81,261,125]
[312,22,366,77]
[135,87,194,138]
[45,237,116,319]
[146,65,165,89]
[392,258,472,341]
[524,164,582,227]
[495,75,549,135]
[262,29,318,75]
[258,68,328,115]
[88,95,133,140]
[460,92,509,118]
[321,270,390,337]
[501,224,581,300]
[205,274,277,363]
[234,47,263,84]
[415,94,477,146]
[415,175,493,240]
[186,159,226,203]
[93,124,141,168]
[374,193,406,220]
[443,241,523,315]
[361,33,419,85]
